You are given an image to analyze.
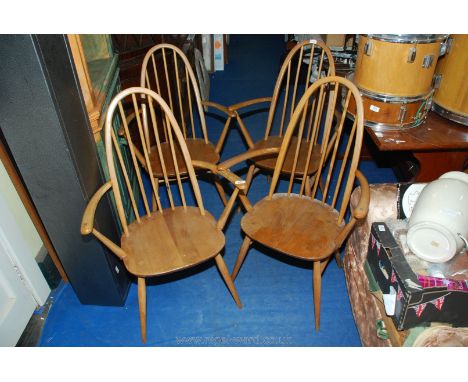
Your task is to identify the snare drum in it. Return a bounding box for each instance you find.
[347,74,433,131]
[432,34,468,126]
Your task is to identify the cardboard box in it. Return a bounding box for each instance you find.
[367,222,468,330]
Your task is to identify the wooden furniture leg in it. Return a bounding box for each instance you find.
[237,164,256,213]
[151,178,160,212]
[214,254,242,308]
[138,277,147,343]
[313,261,321,331]
[213,174,228,206]
[305,175,312,197]
[231,236,252,281]
[244,164,256,193]
[334,250,342,268]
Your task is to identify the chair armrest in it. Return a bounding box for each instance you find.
[201,100,236,117]
[352,170,370,220]
[81,181,127,260]
[192,160,247,191]
[333,170,370,250]
[228,97,272,112]
[81,181,112,235]
[218,147,280,170]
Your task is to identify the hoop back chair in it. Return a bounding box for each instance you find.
[138,43,235,204]
[229,39,336,193]
[81,87,246,343]
[230,76,370,330]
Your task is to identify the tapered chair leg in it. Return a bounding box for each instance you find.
[245,164,256,193]
[334,250,342,268]
[138,277,147,343]
[313,261,322,331]
[231,236,252,281]
[237,164,256,213]
[213,175,228,206]
[305,175,312,197]
[214,254,243,309]
[215,116,232,154]
[152,178,160,212]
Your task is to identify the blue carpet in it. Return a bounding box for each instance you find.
[38,35,397,347]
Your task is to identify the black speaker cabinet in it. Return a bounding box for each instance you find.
[0,35,130,306]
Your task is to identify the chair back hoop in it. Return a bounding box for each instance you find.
[105,87,205,235]
[140,43,208,143]
[264,39,336,140]
[268,76,364,225]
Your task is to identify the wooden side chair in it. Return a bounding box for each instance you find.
[230,76,370,331]
[228,39,336,194]
[81,87,248,343]
[137,43,235,205]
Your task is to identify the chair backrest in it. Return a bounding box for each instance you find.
[140,43,208,143]
[105,87,206,236]
[265,39,335,140]
[268,76,365,225]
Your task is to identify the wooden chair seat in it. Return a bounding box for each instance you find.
[251,136,321,176]
[121,206,225,277]
[241,193,344,261]
[149,138,219,178]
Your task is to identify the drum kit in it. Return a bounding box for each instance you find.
[344,34,468,131]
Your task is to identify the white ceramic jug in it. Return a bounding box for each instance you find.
[407,171,468,263]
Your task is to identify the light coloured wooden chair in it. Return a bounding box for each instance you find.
[228,39,336,195]
[230,76,370,331]
[136,43,234,205]
[81,87,249,343]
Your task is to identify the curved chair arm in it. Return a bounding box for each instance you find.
[81,181,112,235]
[333,170,370,250]
[228,97,272,112]
[352,170,370,220]
[218,147,281,170]
[192,160,247,192]
[201,100,236,118]
[81,181,127,260]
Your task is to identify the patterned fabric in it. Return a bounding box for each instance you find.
[417,275,468,292]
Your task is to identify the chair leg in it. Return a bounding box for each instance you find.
[213,174,228,206]
[334,250,342,268]
[231,236,252,281]
[152,177,160,212]
[305,176,312,197]
[245,164,256,193]
[237,165,256,213]
[313,261,322,331]
[214,254,242,309]
[138,277,147,343]
[215,116,232,154]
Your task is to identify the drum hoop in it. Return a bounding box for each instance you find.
[346,111,427,131]
[358,87,431,103]
[362,34,448,43]
[432,103,468,126]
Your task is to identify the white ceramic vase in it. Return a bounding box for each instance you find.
[407,171,468,263]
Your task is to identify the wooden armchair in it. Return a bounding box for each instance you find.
[135,43,235,205]
[81,87,262,343]
[227,39,336,194]
[229,76,370,331]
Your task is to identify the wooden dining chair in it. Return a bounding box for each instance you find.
[228,39,336,195]
[81,87,248,343]
[136,43,235,205]
[230,76,370,331]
